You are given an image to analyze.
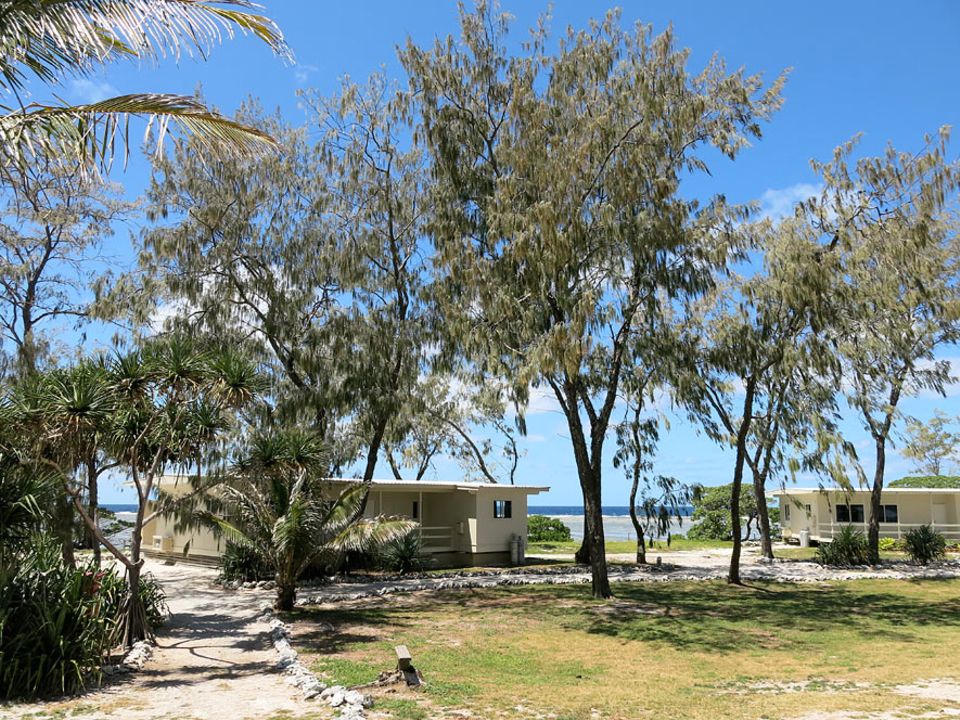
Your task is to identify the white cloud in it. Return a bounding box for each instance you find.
[293,63,319,84]
[526,385,563,415]
[69,78,118,103]
[758,182,822,221]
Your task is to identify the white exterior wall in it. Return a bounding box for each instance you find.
[474,487,529,554]
[142,513,223,560]
[143,476,544,565]
[778,489,960,541]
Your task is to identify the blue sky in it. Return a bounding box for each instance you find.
[46,1,960,504]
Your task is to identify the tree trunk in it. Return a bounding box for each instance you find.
[628,469,646,564]
[753,475,774,559]
[574,519,590,564]
[728,378,757,585]
[87,457,101,567]
[275,575,296,611]
[582,471,611,597]
[868,434,886,566]
[55,495,75,568]
[635,532,646,564]
[120,496,149,648]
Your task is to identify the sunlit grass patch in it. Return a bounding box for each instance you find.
[294,578,960,719]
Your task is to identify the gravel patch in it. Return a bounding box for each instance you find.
[296,560,960,605]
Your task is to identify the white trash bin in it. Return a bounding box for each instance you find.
[799,529,810,548]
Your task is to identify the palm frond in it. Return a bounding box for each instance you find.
[0,0,289,93]
[329,517,419,554]
[194,510,259,552]
[1,93,277,170]
[319,482,370,538]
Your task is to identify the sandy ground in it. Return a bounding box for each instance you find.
[529,543,749,566]
[0,560,317,720]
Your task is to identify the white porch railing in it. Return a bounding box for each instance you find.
[817,522,960,541]
[419,525,456,553]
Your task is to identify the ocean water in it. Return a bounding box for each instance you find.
[530,506,696,541]
[530,505,694,518]
[103,504,139,514]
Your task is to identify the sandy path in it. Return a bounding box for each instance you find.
[0,560,319,720]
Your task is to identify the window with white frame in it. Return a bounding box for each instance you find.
[493,500,512,519]
[836,504,865,523]
[879,504,898,523]
[783,503,791,521]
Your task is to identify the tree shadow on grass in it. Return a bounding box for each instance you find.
[570,580,960,653]
[291,579,960,657]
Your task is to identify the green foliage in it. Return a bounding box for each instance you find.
[1,1,286,171]
[904,525,947,565]
[815,526,870,566]
[198,428,417,610]
[401,3,784,598]
[688,484,758,541]
[901,411,959,476]
[220,541,274,583]
[889,476,960,489]
[0,535,164,700]
[527,515,572,543]
[379,530,423,575]
[878,537,900,552]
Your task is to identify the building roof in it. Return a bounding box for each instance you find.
[324,477,549,494]
[771,487,960,496]
[157,474,548,494]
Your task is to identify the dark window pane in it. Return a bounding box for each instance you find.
[837,505,850,522]
[505,500,512,519]
[881,505,898,523]
[850,505,865,523]
[412,501,419,520]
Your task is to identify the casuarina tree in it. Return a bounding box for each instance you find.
[401,4,784,596]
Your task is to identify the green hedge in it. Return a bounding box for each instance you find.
[889,476,960,489]
[528,515,572,543]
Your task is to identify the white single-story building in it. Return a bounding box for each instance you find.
[772,487,960,543]
[142,476,549,567]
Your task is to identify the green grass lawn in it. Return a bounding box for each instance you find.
[528,536,732,555]
[291,578,960,720]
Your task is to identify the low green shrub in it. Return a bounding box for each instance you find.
[878,537,899,552]
[527,515,572,543]
[904,525,947,565]
[379,530,423,574]
[815,525,869,566]
[0,535,167,700]
[220,541,273,582]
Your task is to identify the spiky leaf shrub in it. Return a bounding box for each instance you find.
[0,536,114,699]
[220,541,273,582]
[815,525,870,566]
[379,530,423,575]
[904,525,947,565]
[0,536,167,700]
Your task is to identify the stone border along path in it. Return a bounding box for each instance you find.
[296,559,960,605]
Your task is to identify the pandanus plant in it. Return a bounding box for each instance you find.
[200,430,417,610]
[12,337,264,646]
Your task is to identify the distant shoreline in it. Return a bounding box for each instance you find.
[101,504,695,542]
[529,505,693,518]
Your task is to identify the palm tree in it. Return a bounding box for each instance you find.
[13,338,264,646]
[200,429,417,610]
[0,0,289,170]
